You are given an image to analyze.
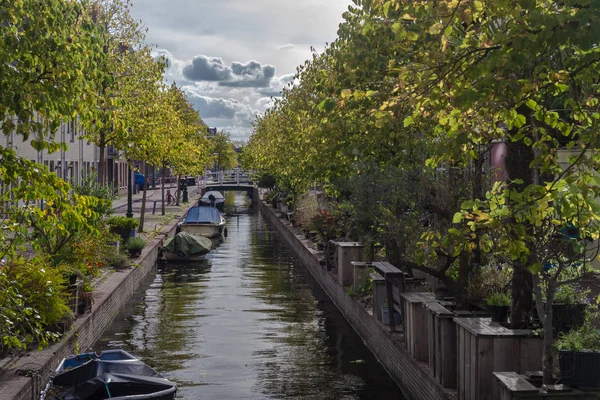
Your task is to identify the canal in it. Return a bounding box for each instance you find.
[97,192,405,399]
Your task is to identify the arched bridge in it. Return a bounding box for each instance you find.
[199,170,258,204]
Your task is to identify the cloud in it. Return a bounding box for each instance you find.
[181,55,276,88]
[182,55,232,82]
[220,60,275,87]
[277,43,297,52]
[184,89,259,127]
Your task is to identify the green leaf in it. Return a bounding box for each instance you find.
[318,98,336,112]
[452,212,463,224]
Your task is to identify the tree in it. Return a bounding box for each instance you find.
[211,131,238,171]
[80,0,154,185]
[0,0,105,150]
[246,0,600,384]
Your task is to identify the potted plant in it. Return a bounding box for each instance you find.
[551,283,589,334]
[106,216,139,244]
[486,292,511,323]
[556,323,600,388]
[125,237,146,258]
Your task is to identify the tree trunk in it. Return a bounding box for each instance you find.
[505,137,535,329]
[533,275,555,384]
[139,175,147,232]
[511,265,534,329]
[98,143,106,185]
[161,164,166,216]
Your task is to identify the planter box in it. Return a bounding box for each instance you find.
[332,241,364,287]
[401,292,436,362]
[371,272,386,321]
[560,350,600,388]
[455,317,542,400]
[351,261,371,288]
[425,305,490,390]
[425,302,457,389]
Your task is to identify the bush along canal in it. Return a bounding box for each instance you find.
[97,192,405,399]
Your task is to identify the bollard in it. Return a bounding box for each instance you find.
[152,200,157,214]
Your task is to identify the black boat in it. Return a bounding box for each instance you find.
[41,350,176,400]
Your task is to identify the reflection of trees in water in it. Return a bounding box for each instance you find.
[247,215,404,399]
[246,220,365,399]
[126,263,210,372]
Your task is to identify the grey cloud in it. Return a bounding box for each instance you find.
[182,55,232,81]
[185,91,259,125]
[188,95,236,119]
[181,55,276,88]
[220,60,276,87]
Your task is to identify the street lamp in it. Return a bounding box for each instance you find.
[126,161,133,218]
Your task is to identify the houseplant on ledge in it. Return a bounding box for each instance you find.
[125,237,146,258]
[486,291,511,324]
[549,279,590,335]
[556,312,600,388]
[107,216,139,244]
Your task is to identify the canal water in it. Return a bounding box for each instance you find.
[97,192,405,399]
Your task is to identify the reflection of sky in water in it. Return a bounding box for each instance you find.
[97,192,405,399]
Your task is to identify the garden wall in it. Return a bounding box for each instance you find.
[258,200,453,400]
[0,211,187,400]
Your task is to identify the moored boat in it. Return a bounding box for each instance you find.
[40,349,176,400]
[199,190,225,211]
[177,205,226,239]
[160,231,212,261]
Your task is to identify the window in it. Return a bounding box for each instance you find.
[69,121,76,142]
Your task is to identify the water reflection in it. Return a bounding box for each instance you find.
[97,192,404,399]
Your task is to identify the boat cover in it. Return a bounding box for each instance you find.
[51,359,175,400]
[163,232,212,257]
[200,191,225,201]
[183,206,221,225]
[55,373,175,400]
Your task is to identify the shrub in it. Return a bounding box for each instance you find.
[73,173,115,217]
[465,265,512,306]
[487,292,511,306]
[105,251,129,269]
[107,216,139,230]
[125,237,146,251]
[55,225,117,275]
[555,320,600,352]
[0,257,68,354]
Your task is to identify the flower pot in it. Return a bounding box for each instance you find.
[559,350,600,388]
[127,248,142,258]
[111,227,132,244]
[486,305,510,323]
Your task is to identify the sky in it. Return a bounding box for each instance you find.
[129,0,352,143]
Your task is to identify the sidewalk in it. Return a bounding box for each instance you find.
[111,185,204,215]
[110,186,203,239]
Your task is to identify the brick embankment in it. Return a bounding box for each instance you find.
[259,200,454,400]
[0,200,198,400]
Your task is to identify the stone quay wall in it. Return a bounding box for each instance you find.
[259,200,452,400]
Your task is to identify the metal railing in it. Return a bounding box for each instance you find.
[200,170,255,186]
